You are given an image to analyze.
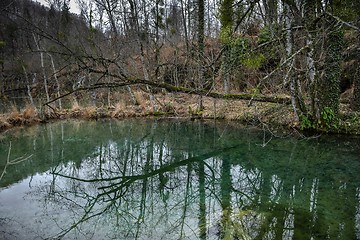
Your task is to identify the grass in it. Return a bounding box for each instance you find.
[0,116,11,131]
[112,101,140,118]
[0,92,359,135]
[0,104,40,131]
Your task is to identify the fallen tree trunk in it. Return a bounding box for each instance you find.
[43,74,291,107]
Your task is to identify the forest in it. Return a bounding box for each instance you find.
[0,0,359,134]
[1,1,360,239]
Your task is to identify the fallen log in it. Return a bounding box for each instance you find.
[43,74,291,107]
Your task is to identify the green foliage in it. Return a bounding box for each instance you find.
[219,0,234,48]
[230,37,249,58]
[162,102,175,114]
[256,25,280,71]
[300,107,340,131]
[221,34,252,75]
[249,87,260,95]
[257,26,272,45]
[57,31,66,40]
[353,76,360,111]
[220,26,233,44]
[169,28,177,35]
[152,111,167,116]
[241,53,265,69]
[0,41,5,66]
[300,114,315,130]
[219,0,234,28]
[223,35,265,70]
[319,107,339,130]
[327,29,344,64]
[257,23,281,44]
[331,0,360,21]
[351,115,360,125]
[317,26,344,117]
[188,106,203,118]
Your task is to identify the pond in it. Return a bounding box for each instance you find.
[0,119,360,239]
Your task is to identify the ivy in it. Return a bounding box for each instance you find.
[241,53,265,69]
[220,26,233,45]
[317,25,344,118]
[300,107,340,131]
[319,107,339,130]
[257,25,272,45]
[229,37,249,62]
[300,114,314,130]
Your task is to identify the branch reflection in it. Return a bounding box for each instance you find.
[2,119,358,239]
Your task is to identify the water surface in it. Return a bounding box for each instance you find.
[0,119,359,239]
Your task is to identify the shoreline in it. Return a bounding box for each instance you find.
[1,93,359,135]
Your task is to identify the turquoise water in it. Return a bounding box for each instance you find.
[0,119,359,239]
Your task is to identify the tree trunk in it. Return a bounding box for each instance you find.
[220,156,232,239]
[220,0,233,94]
[197,0,205,54]
[351,31,360,111]
[48,53,62,110]
[197,0,205,111]
[304,0,318,117]
[352,63,360,111]
[263,0,278,29]
[198,161,206,239]
[44,77,292,107]
[317,25,343,117]
[284,4,299,121]
[180,0,189,50]
[33,34,50,107]
[22,65,35,107]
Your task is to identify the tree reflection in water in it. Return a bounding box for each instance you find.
[0,119,359,239]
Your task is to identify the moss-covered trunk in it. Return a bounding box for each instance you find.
[352,39,360,111]
[353,64,360,111]
[316,27,343,117]
[220,0,233,94]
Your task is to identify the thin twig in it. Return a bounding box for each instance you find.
[0,142,32,182]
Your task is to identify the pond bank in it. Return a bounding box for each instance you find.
[1,93,359,135]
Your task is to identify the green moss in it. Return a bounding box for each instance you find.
[188,106,203,118]
[223,93,252,99]
[149,111,168,116]
[317,27,344,117]
[352,65,360,111]
[220,26,233,45]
